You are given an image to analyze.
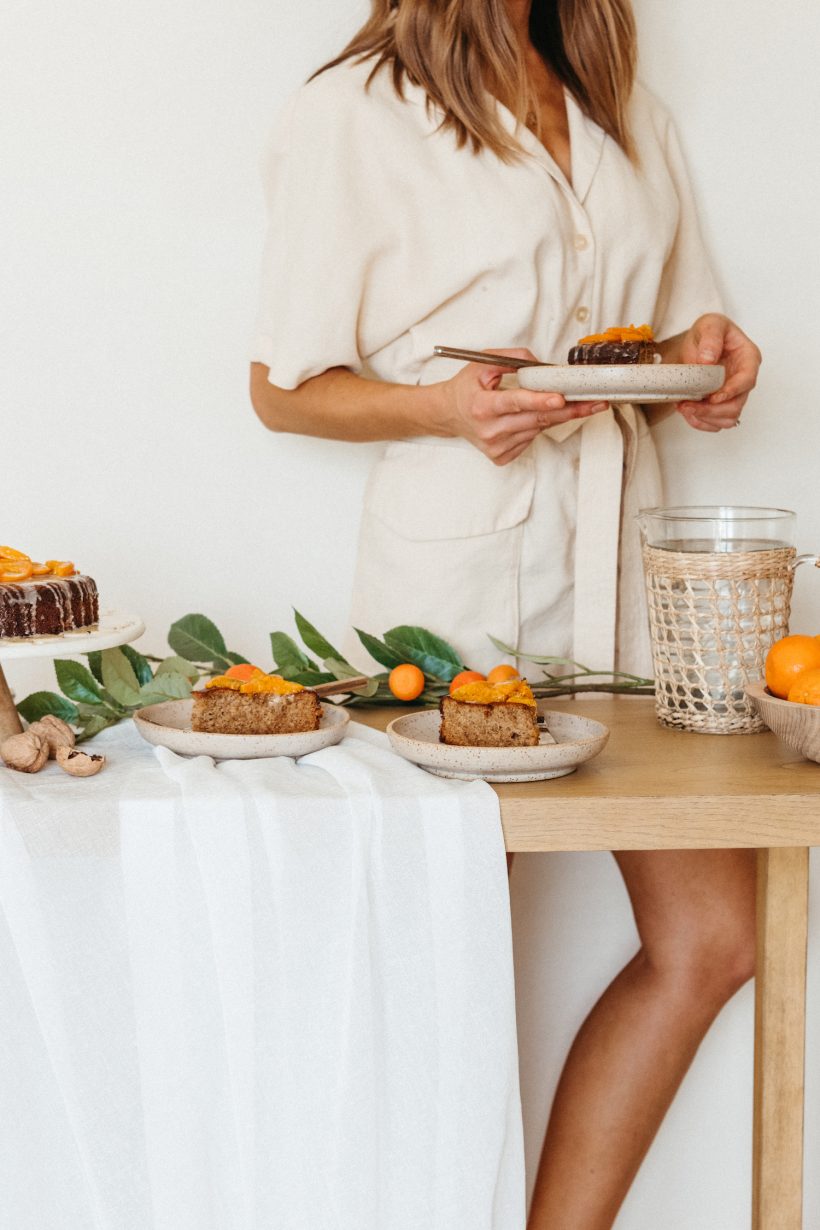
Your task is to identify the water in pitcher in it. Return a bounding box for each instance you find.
[655,537,794,554]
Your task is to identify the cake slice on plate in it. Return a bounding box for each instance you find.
[191,666,321,735]
[567,323,660,366]
[440,679,540,747]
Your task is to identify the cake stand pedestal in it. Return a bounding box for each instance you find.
[0,611,145,742]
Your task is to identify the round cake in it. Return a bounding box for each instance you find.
[0,549,99,638]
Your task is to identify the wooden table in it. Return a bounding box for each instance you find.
[356,695,820,1230]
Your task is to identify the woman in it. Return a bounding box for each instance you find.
[250,2,760,1225]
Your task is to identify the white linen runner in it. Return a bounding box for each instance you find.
[0,721,523,1230]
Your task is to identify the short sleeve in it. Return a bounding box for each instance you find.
[250,76,384,389]
[652,116,723,341]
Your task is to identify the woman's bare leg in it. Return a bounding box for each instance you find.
[527,849,755,1230]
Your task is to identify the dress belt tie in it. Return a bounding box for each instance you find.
[544,406,630,674]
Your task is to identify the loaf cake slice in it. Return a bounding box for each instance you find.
[440,679,539,747]
[191,671,321,734]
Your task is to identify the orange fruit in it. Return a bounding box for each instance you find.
[388,663,426,701]
[449,670,486,695]
[0,560,33,582]
[765,635,820,699]
[787,668,820,705]
[486,663,520,685]
[224,663,264,682]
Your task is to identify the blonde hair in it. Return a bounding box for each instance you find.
[313,0,638,162]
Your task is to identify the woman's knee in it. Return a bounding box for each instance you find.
[651,911,756,1008]
[619,850,756,1008]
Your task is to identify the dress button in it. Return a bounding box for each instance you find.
[573,234,589,251]
[575,306,590,323]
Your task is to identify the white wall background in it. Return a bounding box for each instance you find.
[3,1,820,1226]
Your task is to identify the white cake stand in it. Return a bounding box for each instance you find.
[0,610,145,741]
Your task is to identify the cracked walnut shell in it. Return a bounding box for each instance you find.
[1,731,49,773]
[27,714,76,757]
[56,747,106,777]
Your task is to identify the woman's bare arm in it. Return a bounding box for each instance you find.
[250,355,608,466]
[250,363,446,442]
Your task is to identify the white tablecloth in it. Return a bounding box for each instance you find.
[0,720,523,1230]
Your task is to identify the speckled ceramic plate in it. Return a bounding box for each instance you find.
[133,699,349,760]
[517,363,725,403]
[386,708,609,782]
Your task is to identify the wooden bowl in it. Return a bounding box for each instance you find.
[745,681,820,762]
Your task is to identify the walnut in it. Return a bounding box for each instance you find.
[56,746,105,777]
[1,731,49,773]
[28,714,76,757]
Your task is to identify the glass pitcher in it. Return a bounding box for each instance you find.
[637,506,797,733]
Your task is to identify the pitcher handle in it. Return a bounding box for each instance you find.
[790,554,820,571]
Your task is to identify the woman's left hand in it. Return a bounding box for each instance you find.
[667,313,762,432]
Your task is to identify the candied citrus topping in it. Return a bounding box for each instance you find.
[0,551,82,582]
[240,674,304,695]
[0,560,33,582]
[450,679,536,707]
[205,671,305,694]
[205,675,244,690]
[224,663,266,682]
[577,323,654,345]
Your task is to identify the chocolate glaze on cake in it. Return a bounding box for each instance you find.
[0,575,99,638]
[567,341,659,365]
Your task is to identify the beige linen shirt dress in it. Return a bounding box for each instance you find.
[252,60,721,676]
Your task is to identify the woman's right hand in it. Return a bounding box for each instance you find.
[437,349,608,465]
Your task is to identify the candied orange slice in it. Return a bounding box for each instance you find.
[224,663,265,682]
[0,546,31,562]
[30,562,51,576]
[204,676,244,691]
[46,561,76,577]
[0,560,34,582]
[241,675,304,695]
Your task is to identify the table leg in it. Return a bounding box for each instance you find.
[0,663,23,742]
[752,846,809,1230]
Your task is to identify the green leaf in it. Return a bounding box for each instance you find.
[355,629,405,670]
[293,610,353,669]
[168,614,229,670]
[270,631,318,676]
[74,702,111,719]
[488,633,580,668]
[138,672,192,705]
[120,644,154,686]
[382,626,464,682]
[155,655,200,682]
[323,660,379,697]
[225,651,250,666]
[17,691,80,724]
[87,651,104,684]
[55,659,107,706]
[288,670,338,686]
[75,714,115,743]
[101,648,142,707]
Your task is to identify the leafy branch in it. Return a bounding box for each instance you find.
[16,611,655,740]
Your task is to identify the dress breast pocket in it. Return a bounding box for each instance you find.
[346,441,536,673]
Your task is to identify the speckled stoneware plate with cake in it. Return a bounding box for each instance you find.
[386,707,609,782]
[133,698,349,760]
[517,363,725,403]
